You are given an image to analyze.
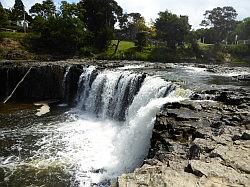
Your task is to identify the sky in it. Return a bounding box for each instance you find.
[1,0,250,29]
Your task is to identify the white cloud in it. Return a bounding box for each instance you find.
[116,0,250,29]
[1,0,43,10]
[1,0,249,29]
[1,0,62,10]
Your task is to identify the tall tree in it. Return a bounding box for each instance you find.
[10,0,25,21]
[235,17,250,40]
[29,1,86,54]
[0,2,9,28]
[60,1,79,19]
[78,0,123,50]
[126,13,147,40]
[113,12,148,54]
[29,0,56,19]
[201,6,238,43]
[155,11,191,49]
[135,31,148,51]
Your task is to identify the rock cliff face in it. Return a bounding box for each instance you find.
[0,63,82,103]
[118,89,250,187]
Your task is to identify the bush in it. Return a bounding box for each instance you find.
[227,44,250,57]
[149,47,181,62]
[79,47,96,57]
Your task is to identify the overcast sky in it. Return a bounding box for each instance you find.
[1,0,250,29]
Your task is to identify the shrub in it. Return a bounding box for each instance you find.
[227,44,250,57]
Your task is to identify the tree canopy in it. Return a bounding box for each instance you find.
[0,2,9,28]
[29,0,56,19]
[10,0,25,21]
[155,11,191,48]
[0,0,249,58]
[77,0,123,50]
[201,6,238,43]
[235,17,250,40]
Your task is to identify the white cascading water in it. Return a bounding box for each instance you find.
[62,66,71,99]
[18,66,191,186]
[70,67,190,185]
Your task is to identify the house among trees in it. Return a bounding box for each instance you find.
[16,19,29,29]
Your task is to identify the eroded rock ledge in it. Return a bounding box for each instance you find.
[118,89,250,187]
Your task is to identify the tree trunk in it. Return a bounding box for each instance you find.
[113,40,121,55]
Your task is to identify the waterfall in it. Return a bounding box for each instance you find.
[76,66,97,109]
[15,67,191,187]
[106,76,188,176]
[76,68,146,121]
[62,66,71,99]
[73,67,191,179]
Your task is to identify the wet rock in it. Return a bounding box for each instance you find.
[232,131,250,141]
[235,74,250,81]
[210,121,225,128]
[215,91,244,105]
[0,64,82,104]
[242,131,250,140]
[0,167,5,182]
[186,144,201,160]
[190,93,203,100]
[206,68,217,73]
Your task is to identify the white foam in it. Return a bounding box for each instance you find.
[117,64,145,70]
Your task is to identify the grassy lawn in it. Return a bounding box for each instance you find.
[0,31,27,41]
[107,40,135,55]
[197,42,214,51]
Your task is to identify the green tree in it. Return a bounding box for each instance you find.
[235,17,250,40]
[135,31,148,51]
[201,6,238,43]
[78,0,123,51]
[113,12,148,54]
[10,0,25,21]
[194,28,219,44]
[155,11,191,49]
[29,0,56,33]
[31,15,46,32]
[29,0,56,19]
[0,2,9,28]
[28,1,86,55]
[126,13,148,40]
[60,1,80,19]
[29,3,44,17]
[112,13,129,54]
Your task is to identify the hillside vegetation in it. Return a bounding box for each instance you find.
[0,0,250,63]
[1,31,250,64]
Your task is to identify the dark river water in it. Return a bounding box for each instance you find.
[0,63,249,187]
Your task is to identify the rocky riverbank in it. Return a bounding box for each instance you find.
[0,60,249,186]
[118,89,250,186]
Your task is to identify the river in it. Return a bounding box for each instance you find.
[0,62,249,186]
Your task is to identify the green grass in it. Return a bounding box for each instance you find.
[197,42,214,51]
[0,31,27,41]
[107,40,135,55]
